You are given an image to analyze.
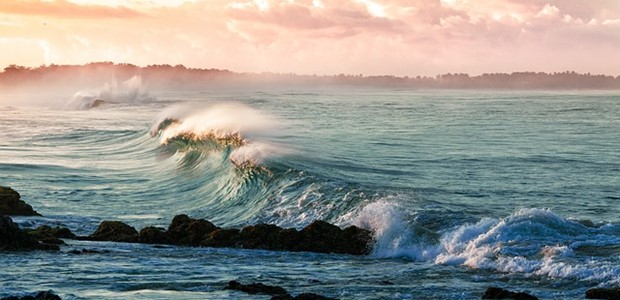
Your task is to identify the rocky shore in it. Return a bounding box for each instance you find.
[2,185,619,299]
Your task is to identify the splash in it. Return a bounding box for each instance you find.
[66,75,154,109]
[350,205,620,285]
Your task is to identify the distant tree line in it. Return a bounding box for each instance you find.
[1,62,620,90]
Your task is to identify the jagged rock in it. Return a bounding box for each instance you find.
[586,287,620,299]
[297,221,372,255]
[0,290,61,300]
[0,186,40,216]
[88,221,138,243]
[0,216,59,251]
[225,280,289,296]
[201,228,240,248]
[482,287,539,300]
[138,226,168,244]
[166,214,217,246]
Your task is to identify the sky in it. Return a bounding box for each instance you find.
[0,0,619,76]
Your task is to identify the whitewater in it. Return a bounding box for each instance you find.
[1,81,619,299]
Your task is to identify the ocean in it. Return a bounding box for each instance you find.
[1,85,619,299]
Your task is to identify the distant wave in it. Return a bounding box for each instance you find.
[66,75,154,110]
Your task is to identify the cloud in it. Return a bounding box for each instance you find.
[0,0,145,18]
[0,0,619,75]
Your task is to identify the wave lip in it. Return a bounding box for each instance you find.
[151,103,287,167]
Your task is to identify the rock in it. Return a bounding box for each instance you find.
[0,186,41,216]
[201,228,240,248]
[238,224,301,251]
[482,287,539,300]
[88,221,138,243]
[27,225,76,242]
[138,226,168,244]
[67,248,109,255]
[0,216,59,251]
[297,221,372,255]
[225,280,289,296]
[0,290,61,300]
[585,287,620,299]
[272,293,339,300]
[166,214,217,246]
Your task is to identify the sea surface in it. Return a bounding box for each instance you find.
[1,85,619,299]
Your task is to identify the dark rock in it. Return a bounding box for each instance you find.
[27,225,76,243]
[586,287,620,299]
[138,226,168,244]
[0,216,59,251]
[167,214,217,246]
[482,287,539,300]
[0,186,41,216]
[88,221,138,243]
[202,228,240,248]
[68,248,109,255]
[0,290,61,300]
[238,224,301,250]
[292,293,339,300]
[225,280,289,296]
[297,221,372,255]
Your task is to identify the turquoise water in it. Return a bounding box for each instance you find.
[1,87,619,299]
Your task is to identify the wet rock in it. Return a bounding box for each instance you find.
[272,293,339,300]
[0,290,62,300]
[0,186,41,216]
[225,280,289,296]
[0,216,59,251]
[27,225,76,243]
[166,214,217,246]
[201,228,240,248]
[585,287,620,299]
[138,226,168,244]
[482,287,539,300]
[88,221,138,243]
[238,224,301,251]
[67,248,109,255]
[297,221,372,255]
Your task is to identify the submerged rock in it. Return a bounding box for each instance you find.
[225,280,289,296]
[0,290,61,300]
[88,221,138,243]
[0,216,59,251]
[482,287,539,300]
[272,293,339,300]
[0,186,41,216]
[585,287,620,299]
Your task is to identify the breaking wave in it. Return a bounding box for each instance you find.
[349,203,620,286]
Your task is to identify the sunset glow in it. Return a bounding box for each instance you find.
[1,0,619,75]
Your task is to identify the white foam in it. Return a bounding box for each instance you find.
[353,205,620,285]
